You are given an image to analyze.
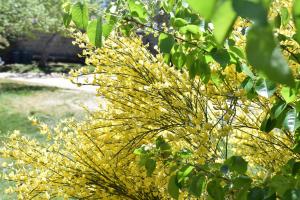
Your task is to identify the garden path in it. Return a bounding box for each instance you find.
[0,72,97,93]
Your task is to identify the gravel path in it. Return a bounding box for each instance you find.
[0,72,97,93]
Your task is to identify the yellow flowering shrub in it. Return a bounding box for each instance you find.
[0,30,298,199]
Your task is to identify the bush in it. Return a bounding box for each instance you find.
[2,0,300,199]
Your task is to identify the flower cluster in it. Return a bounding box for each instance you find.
[0,33,298,199]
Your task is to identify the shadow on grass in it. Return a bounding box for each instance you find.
[0,81,58,94]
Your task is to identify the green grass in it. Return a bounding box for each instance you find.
[0,79,95,199]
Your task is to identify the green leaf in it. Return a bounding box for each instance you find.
[120,23,134,36]
[211,48,230,68]
[281,87,297,103]
[156,136,171,151]
[176,149,193,159]
[246,24,295,87]
[232,0,267,24]
[293,0,300,44]
[168,175,179,199]
[241,64,255,79]
[128,0,148,22]
[87,18,103,48]
[71,2,89,30]
[145,158,156,177]
[225,156,248,174]
[102,15,117,38]
[189,175,205,197]
[235,189,248,200]
[159,33,175,54]
[179,25,200,35]
[173,18,188,27]
[292,161,300,175]
[187,54,211,82]
[281,7,290,27]
[260,116,277,132]
[274,14,281,28]
[241,77,254,92]
[293,142,300,153]
[207,180,225,200]
[212,0,237,45]
[102,23,114,38]
[270,175,294,197]
[177,165,194,183]
[283,189,300,200]
[63,12,72,28]
[229,46,246,59]
[247,187,265,200]
[172,51,186,69]
[283,108,300,132]
[185,0,217,20]
[232,175,252,190]
[270,100,287,119]
[255,78,276,98]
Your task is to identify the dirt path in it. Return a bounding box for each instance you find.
[0,72,97,93]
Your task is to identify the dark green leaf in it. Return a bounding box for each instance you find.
[145,158,156,177]
[186,0,217,20]
[156,136,171,151]
[188,54,211,82]
[241,77,254,92]
[235,189,248,200]
[159,33,175,54]
[207,180,225,200]
[270,100,287,119]
[283,189,300,200]
[87,18,103,48]
[260,116,277,132]
[232,0,267,24]
[293,142,300,153]
[270,175,294,197]
[189,175,205,197]
[212,0,237,45]
[168,175,179,199]
[292,161,300,175]
[63,12,72,28]
[71,2,89,30]
[274,14,281,28]
[255,78,276,98]
[247,187,265,200]
[246,24,295,87]
[232,175,252,190]
[293,0,300,44]
[211,48,230,68]
[225,156,248,174]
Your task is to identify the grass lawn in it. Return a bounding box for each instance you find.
[0,79,96,199]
